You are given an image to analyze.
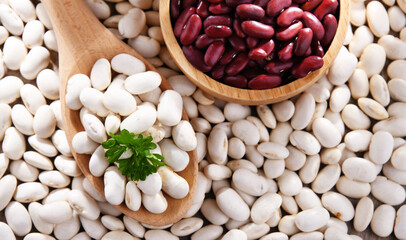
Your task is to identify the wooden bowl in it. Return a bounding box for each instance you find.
[160,0,350,105]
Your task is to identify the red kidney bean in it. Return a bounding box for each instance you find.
[291,55,324,78]
[225,0,253,7]
[260,16,276,25]
[301,0,323,11]
[294,28,313,56]
[182,45,213,72]
[248,74,282,89]
[242,68,263,78]
[196,0,210,17]
[223,75,248,88]
[225,52,249,75]
[255,58,268,67]
[265,60,294,73]
[183,0,198,8]
[266,0,292,17]
[236,4,266,20]
[204,41,226,66]
[313,0,338,20]
[180,14,202,45]
[312,41,324,56]
[275,21,303,41]
[293,0,307,4]
[228,35,247,51]
[241,20,275,38]
[254,0,270,7]
[208,3,232,14]
[220,48,240,64]
[205,25,233,38]
[195,34,223,48]
[208,0,223,3]
[278,41,294,61]
[233,18,246,38]
[246,36,259,49]
[171,0,181,18]
[248,39,275,60]
[276,7,303,27]
[174,7,196,37]
[320,14,337,46]
[203,15,232,29]
[303,45,312,56]
[212,64,226,79]
[247,60,258,67]
[301,11,325,40]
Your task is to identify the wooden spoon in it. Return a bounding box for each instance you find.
[41,0,197,226]
[160,0,350,105]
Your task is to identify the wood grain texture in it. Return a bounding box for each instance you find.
[40,0,197,226]
[160,0,350,105]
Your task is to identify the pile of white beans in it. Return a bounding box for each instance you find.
[0,0,405,239]
[66,53,196,214]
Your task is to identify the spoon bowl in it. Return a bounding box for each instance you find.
[41,0,197,226]
[160,0,350,105]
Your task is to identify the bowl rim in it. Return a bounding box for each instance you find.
[160,0,350,105]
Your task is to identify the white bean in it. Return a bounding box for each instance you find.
[11,104,34,135]
[142,191,168,214]
[289,130,321,155]
[358,44,386,78]
[159,139,189,171]
[349,26,374,57]
[311,164,341,194]
[371,204,396,237]
[5,201,32,236]
[0,174,17,211]
[201,198,229,225]
[295,187,322,210]
[251,192,282,224]
[68,189,100,220]
[79,216,108,240]
[9,160,38,182]
[278,170,302,196]
[371,176,406,205]
[118,8,146,38]
[387,59,406,79]
[157,90,183,126]
[3,127,25,160]
[271,100,295,122]
[39,200,73,224]
[369,131,394,164]
[216,187,250,221]
[43,30,58,51]
[125,181,142,211]
[128,35,161,58]
[353,196,374,232]
[299,154,320,184]
[321,192,354,221]
[20,46,50,80]
[366,1,390,37]
[72,131,99,155]
[295,207,329,232]
[328,46,358,85]
[144,229,179,240]
[224,103,251,122]
[104,166,126,205]
[232,168,269,196]
[291,92,315,130]
[39,170,71,188]
[14,182,49,203]
[28,202,53,235]
[191,224,223,240]
[0,4,24,35]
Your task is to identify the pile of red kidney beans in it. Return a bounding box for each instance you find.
[171,0,339,89]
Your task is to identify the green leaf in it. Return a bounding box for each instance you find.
[101,129,166,181]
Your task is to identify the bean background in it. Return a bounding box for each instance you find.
[0,0,405,239]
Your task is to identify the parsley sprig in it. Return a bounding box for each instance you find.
[101,129,166,181]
